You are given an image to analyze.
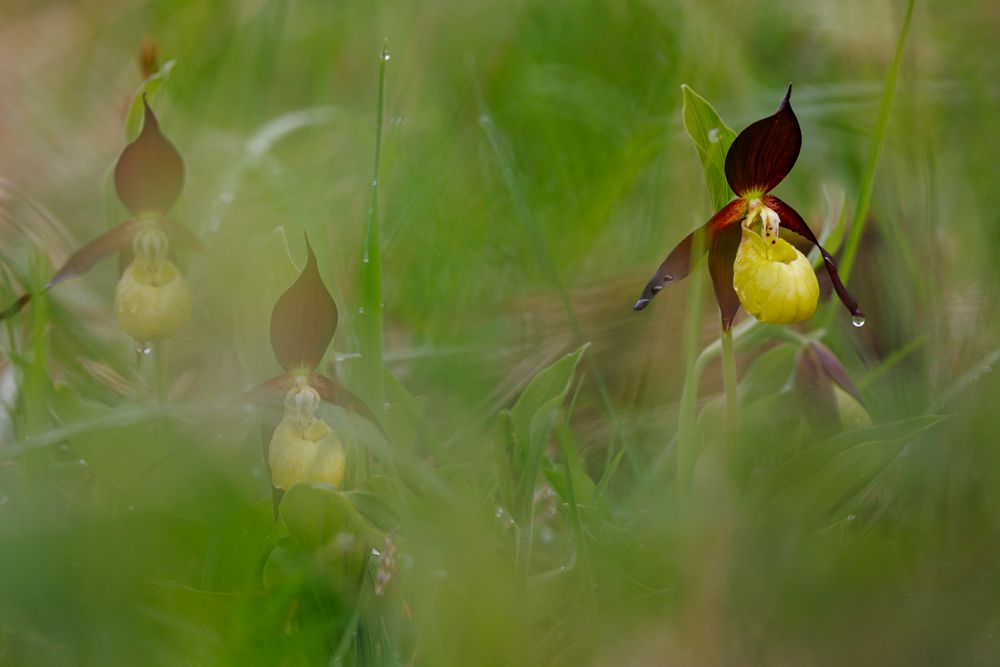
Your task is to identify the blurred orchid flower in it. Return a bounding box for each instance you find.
[258,236,378,492]
[0,99,199,342]
[633,86,864,329]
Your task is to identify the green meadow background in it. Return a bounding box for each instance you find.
[1,0,999,664]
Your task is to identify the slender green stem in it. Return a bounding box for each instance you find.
[153,341,167,405]
[676,228,706,488]
[720,327,738,455]
[838,0,915,284]
[359,44,389,415]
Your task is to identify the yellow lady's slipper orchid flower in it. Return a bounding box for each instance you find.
[114,226,192,341]
[732,200,819,324]
[268,375,346,490]
[0,99,200,343]
[634,85,864,330]
[249,235,380,500]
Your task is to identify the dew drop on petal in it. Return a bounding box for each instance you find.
[708,128,721,143]
[851,315,866,328]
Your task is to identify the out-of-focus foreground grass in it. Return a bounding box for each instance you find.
[1,0,999,664]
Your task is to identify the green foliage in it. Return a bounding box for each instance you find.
[681,84,737,210]
[1,0,999,664]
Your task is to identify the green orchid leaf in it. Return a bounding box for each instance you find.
[497,344,588,521]
[681,84,736,211]
[124,59,177,141]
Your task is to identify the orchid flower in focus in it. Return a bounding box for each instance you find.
[633,86,864,330]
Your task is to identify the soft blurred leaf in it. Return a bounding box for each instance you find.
[280,483,375,554]
[233,227,300,382]
[754,415,947,523]
[344,475,403,531]
[125,60,176,141]
[498,344,589,521]
[681,84,736,210]
[510,344,589,455]
[739,343,797,407]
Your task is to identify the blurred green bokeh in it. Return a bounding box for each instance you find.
[1,0,999,664]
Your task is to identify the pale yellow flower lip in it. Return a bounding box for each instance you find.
[732,225,819,325]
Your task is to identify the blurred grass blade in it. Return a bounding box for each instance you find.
[838,0,916,283]
[357,44,389,413]
[681,84,736,211]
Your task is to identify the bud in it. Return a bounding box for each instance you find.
[733,221,819,324]
[795,342,872,430]
[268,376,345,490]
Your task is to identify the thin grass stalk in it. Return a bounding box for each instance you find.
[837,0,916,284]
[153,341,167,405]
[720,326,738,457]
[675,228,706,488]
[358,44,389,416]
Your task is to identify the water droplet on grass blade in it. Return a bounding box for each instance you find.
[851,315,866,328]
[136,342,152,355]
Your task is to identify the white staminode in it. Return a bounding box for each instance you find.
[285,375,321,431]
[745,198,781,242]
[132,224,170,272]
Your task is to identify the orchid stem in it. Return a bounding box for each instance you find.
[358,42,389,417]
[153,341,167,405]
[676,228,706,489]
[720,327,738,457]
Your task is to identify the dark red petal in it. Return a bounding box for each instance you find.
[48,219,142,288]
[157,219,203,251]
[724,85,801,196]
[1,220,140,321]
[114,98,184,216]
[310,372,384,433]
[707,218,743,330]
[269,235,338,372]
[633,199,746,311]
[0,294,33,321]
[765,195,863,319]
[239,373,294,404]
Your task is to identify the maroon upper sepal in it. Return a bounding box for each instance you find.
[114,98,184,216]
[724,84,801,197]
[269,235,339,372]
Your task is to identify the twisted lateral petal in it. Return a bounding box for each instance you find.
[724,85,801,197]
[764,195,863,319]
[0,219,141,322]
[633,199,746,311]
[310,372,385,434]
[114,99,184,216]
[269,236,338,372]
